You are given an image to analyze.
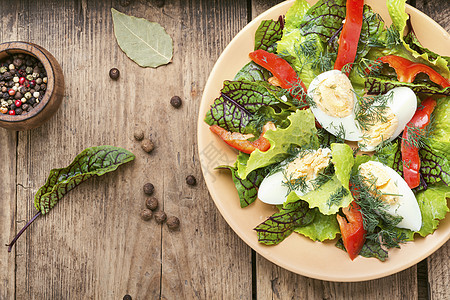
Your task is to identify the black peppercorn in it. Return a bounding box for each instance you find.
[167,216,180,230]
[141,138,154,153]
[123,295,132,300]
[154,211,167,224]
[143,182,155,195]
[186,175,197,186]
[145,197,158,211]
[140,208,153,221]
[133,128,144,141]
[109,68,120,80]
[170,96,182,108]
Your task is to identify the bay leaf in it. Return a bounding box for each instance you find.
[111,8,173,68]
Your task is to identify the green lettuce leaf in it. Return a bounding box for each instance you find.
[331,143,354,189]
[237,109,317,179]
[234,62,272,82]
[297,175,353,215]
[294,208,340,241]
[254,192,315,245]
[416,182,450,237]
[254,17,284,52]
[204,80,286,133]
[284,0,310,33]
[373,140,400,168]
[428,98,450,157]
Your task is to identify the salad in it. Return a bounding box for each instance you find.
[204,0,450,261]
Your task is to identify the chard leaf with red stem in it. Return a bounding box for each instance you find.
[6,146,135,252]
[365,76,450,96]
[254,16,284,53]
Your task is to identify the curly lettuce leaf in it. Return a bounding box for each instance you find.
[331,143,354,189]
[416,182,450,237]
[298,175,353,215]
[294,208,340,241]
[238,109,317,179]
[428,98,450,157]
[234,62,272,82]
[254,192,315,245]
[217,158,267,208]
[284,0,310,33]
[254,17,284,52]
[204,80,286,133]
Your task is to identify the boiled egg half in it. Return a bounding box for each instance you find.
[307,70,417,151]
[358,161,422,232]
[257,148,331,205]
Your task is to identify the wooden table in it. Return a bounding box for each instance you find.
[0,0,448,299]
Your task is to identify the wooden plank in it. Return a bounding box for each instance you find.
[9,0,252,298]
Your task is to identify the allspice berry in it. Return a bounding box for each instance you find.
[143,182,155,195]
[170,96,182,108]
[167,216,180,230]
[154,211,167,224]
[133,128,144,141]
[145,197,159,211]
[186,175,197,186]
[140,208,153,221]
[109,68,120,80]
[141,138,154,153]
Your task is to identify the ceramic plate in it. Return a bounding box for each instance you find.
[197,0,450,282]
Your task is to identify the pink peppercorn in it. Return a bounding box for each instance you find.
[19,77,25,85]
[14,100,22,107]
[8,110,15,115]
[8,89,15,96]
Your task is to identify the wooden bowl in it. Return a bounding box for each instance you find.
[0,41,64,131]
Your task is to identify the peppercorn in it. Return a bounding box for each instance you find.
[140,208,153,221]
[141,138,154,153]
[15,108,22,115]
[123,295,132,300]
[166,216,180,230]
[154,211,167,224]
[109,68,120,80]
[133,128,144,141]
[170,95,182,108]
[143,182,154,195]
[145,197,158,211]
[186,175,197,186]
[8,110,15,115]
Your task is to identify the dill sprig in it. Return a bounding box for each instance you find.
[328,122,346,143]
[282,170,308,195]
[310,163,334,190]
[402,115,434,149]
[327,186,349,208]
[350,173,405,248]
[354,91,393,131]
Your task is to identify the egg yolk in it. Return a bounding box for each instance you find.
[284,148,331,183]
[313,72,354,118]
[359,161,399,205]
[360,107,398,149]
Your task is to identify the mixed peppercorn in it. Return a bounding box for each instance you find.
[0,53,47,115]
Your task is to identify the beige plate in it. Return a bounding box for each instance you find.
[197,0,450,282]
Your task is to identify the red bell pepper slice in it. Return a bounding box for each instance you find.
[210,122,275,154]
[249,50,307,101]
[401,97,437,188]
[337,201,366,260]
[379,55,450,89]
[334,0,364,73]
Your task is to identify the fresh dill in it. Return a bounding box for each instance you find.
[287,80,315,109]
[354,91,393,131]
[402,115,434,149]
[310,163,335,190]
[328,122,346,143]
[282,170,309,195]
[326,186,349,208]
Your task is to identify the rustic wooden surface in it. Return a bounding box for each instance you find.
[0,0,448,299]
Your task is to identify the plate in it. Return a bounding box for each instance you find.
[197,0,450,282]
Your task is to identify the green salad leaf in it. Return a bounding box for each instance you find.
[294,208,340,241]
[254,192,315,245]
[234,62,272,82]
[416,182,450,237]
[331,143,354,189]
[237,109,317,179]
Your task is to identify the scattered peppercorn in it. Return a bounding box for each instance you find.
[140,208,153,221]
[133,128,144,141]
[154,211,167,224]
[109,68,120,80]
[166,216,180,230]
[141,138,154,153]
[145,197,159,211]
[170,96,182,108]
[186,175,197,186]
[143,182,155,195]
[123,295,132,300]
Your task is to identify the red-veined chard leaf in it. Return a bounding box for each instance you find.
[254,16,284,53]
[404,32,450,66]
[417,146,450,188]
[365,76,450,96]
[336,238,388,261]
[7,146,135,252]
[35,146,135,214]
[204,80,285,133]
[254,197,315,245]
[234,62,272,82]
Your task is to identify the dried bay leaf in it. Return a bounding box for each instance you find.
[111,8,173,68]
